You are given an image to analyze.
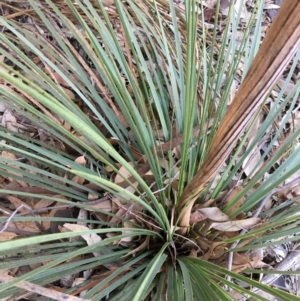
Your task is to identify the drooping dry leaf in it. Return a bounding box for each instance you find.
[178,0,300,231]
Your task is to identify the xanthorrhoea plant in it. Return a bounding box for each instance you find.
[0,0,299,300]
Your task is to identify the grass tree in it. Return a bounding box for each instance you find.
[0,0,300,300]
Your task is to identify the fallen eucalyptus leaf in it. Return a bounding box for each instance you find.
[197,207,229,222]
[209,217,261,231]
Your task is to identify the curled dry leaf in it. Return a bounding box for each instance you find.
[209,217,261,231]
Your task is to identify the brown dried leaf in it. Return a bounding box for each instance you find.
[87,200,112,212]
[231,256,268,273]
[202,241,224,260]
[126,236,150,256]
[114,164,138,199]
[88,192,98,201]
[225,186,246,218]
[121,219,137,242]
[0,232,18,241]
[209,217,261,231]
[233,252,251,265]
[197,207,229,222]
[49,208,74,233]
[242,148,262,176]
[71,175,85,185]
[109,207,127,224]
[275,78,296,95]
[6,196,31,213]
[9,220,41,234]
[209,245,226,259]
[1,109,18,132]
[63,223,113,260]
[102,0,114,6]
[33,198,56,210]
[1,151,27,187]
[75,156,86,165]
[189,249,198,258]
[203,0,217,9]
[190,210,207,224]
